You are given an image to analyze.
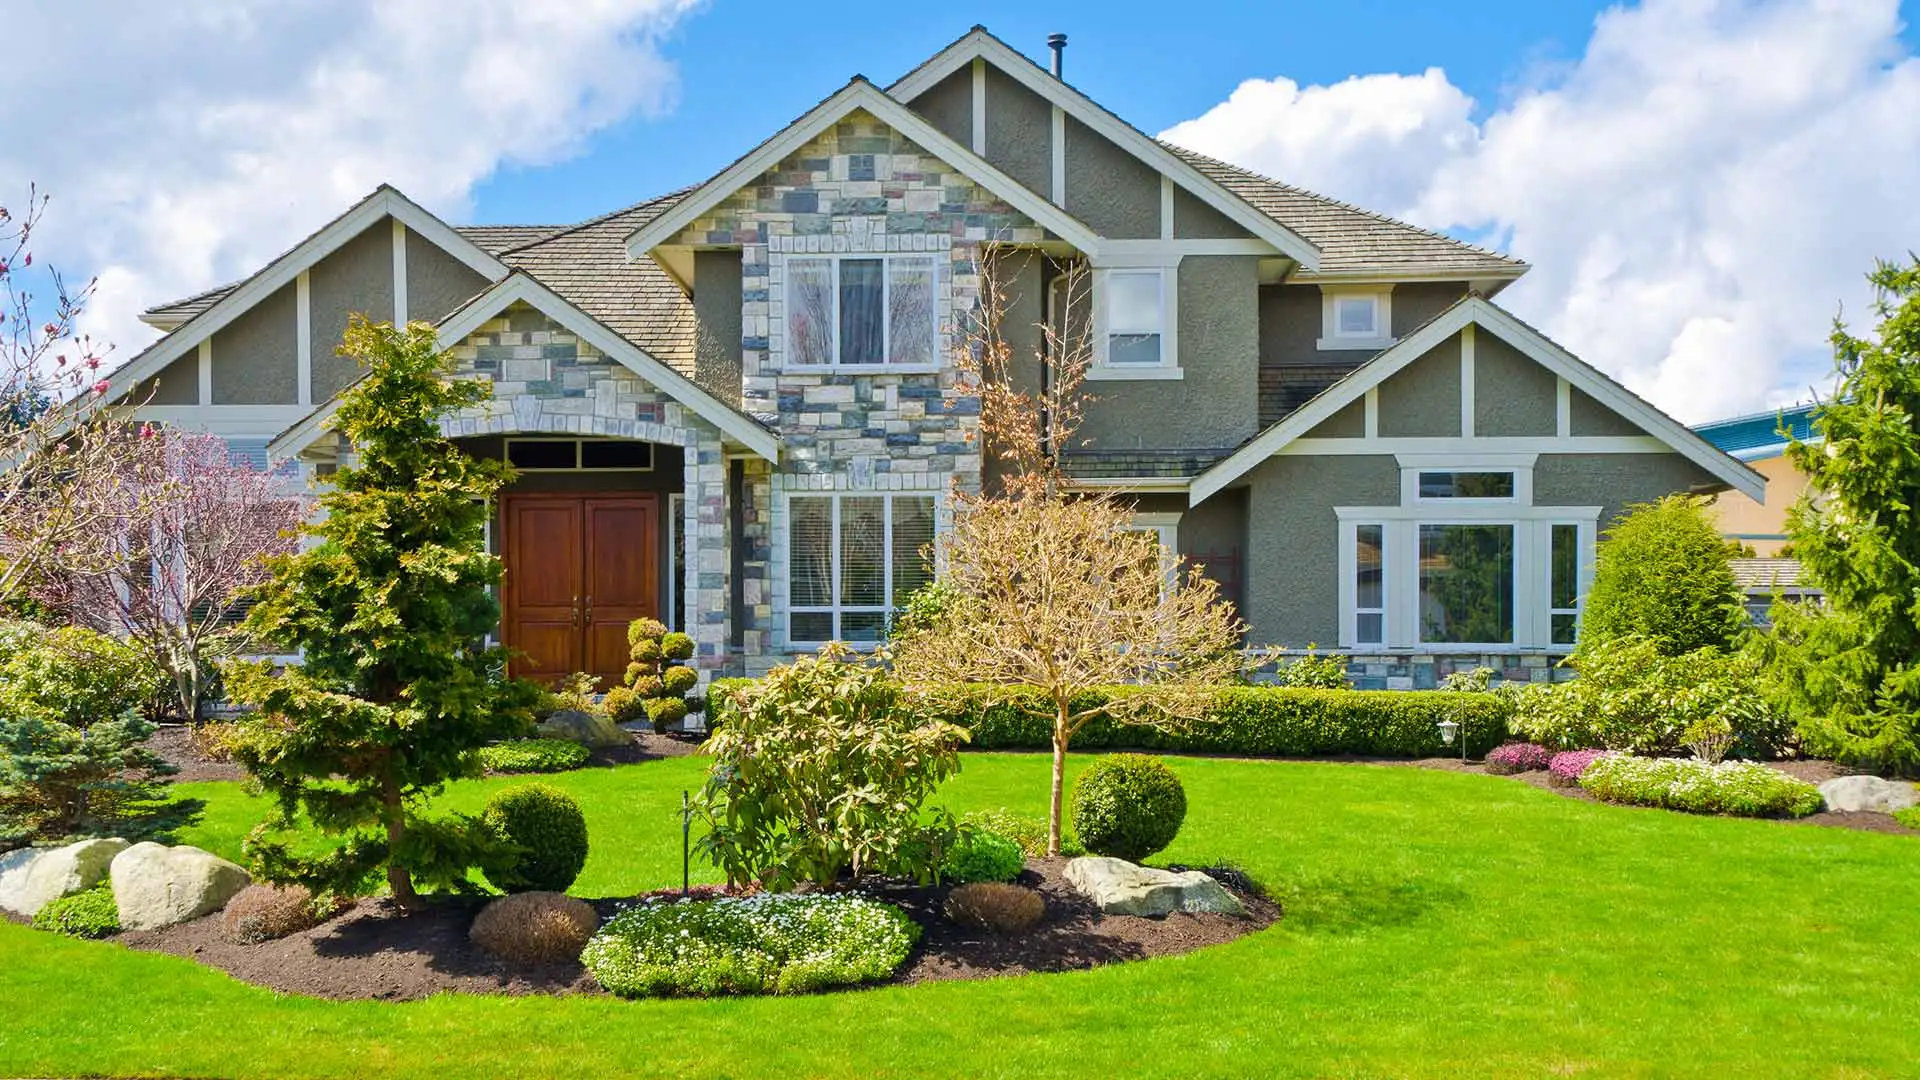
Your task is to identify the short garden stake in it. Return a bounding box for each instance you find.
[681,789,693,897]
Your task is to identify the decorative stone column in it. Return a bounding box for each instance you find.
[681,419,731,682]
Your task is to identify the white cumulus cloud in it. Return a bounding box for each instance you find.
[1160,0,1920,423]
[0,0,699,367]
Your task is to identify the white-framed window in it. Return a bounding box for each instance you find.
[1549,522,1581,646]
[1090,267,1181,379]
[1417,521,1516,645]
[786,493,937,645]
[1125,512,1181,597]
[503,438,654,472]
[1318,287,1395,351]
[1353,522,1385,646]
[782,253,939,370]
[667,492,685,633]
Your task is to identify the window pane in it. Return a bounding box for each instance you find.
[786,258,833,366]
[506,440,576,469]
[838,496,886,606]
[789,497,834,607]
[841,612,888,642]
[791,612,834,643]
[1357,612,1384,645]
[1419,471,1515,499]
[1551,524,1579,610]
[1355,523,1383,610]
[1551,612,1578,646]
[839,258,885,365]
[888,258,937,367]
[1418,524,1514,644]
[1107,271,1162,334]
[890,496,935,604]
[1336,297,1377,336]
[1108,333,1162,365]
[578,441,653,470]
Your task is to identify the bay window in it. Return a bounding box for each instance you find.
[782,253,939,369]
[786,493,936,644]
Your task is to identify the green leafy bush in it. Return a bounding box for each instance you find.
[942,827,1024,883]
[1581,495,1746,656]
[1510,637,1788,755]
[1578,755,1824,818]
[1265,648,1350,688]
[482,783,589,894]
[1071,754,1187,862]
[709,680,1511,759]
[581,893,918,997]
[697,645,966,891]
[32,884,120,939]
[960,808,1082,858]
[478,739,590,774]
[1894,806,1920,830]
[0,622,165,723]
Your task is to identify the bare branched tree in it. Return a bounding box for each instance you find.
[893,247,1244,855]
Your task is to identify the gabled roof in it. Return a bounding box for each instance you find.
[1163,147,1528,284]
[1190,294,1767,505]
[886,26,1321,267]
[266,272,779,463]
[624,78,1110,260]
[109,186,510,399]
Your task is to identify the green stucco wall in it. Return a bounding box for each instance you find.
[1534,452,1719,533]
[1569,387,1645,437]
[141,354,200,405]
[908,68,974,151]
[1171,186,1248,240]
[1474,332,1557,437]
[1376,334,1462,437]
[209,281,298,404]
[1063,115,1160,239]
[982,65,1051,198]
[1241,454,1399,646]
[406,230,490,325]
[309,221,395,401]
[1306,398,1366,438]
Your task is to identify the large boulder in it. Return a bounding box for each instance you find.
[0,838,129,919]
[536,709,631,750]
[1818,775,1920,814]
[110,842,250,931]
[1063,856,1245,918]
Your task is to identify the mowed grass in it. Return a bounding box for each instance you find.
[2,753,1915,1079]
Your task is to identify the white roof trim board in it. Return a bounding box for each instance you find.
[1189,295,1768,505]
[886,28,1321,268]
[625,79,1112,260]
[105,186,509,403]
[267,272,780,463]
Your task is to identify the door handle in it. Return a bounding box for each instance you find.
[584,595,593,625]
[571,596,580,628]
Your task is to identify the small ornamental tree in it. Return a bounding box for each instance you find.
[604,618,698,732]
[1763,258,1920,773]
[1579,495,1745,657]
[227,317,541,905]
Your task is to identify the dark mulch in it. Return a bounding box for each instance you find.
[596,727,703,764]
[111,860,1274,1002]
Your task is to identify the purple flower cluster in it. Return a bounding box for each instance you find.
[1548,749,1612,786]
[1485,742,1554,775]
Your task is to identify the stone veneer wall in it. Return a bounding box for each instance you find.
[673,109,1049,665]
[438,302,733,677]
[1251,650,1578,690]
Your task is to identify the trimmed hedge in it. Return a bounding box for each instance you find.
[709,680,1510,759]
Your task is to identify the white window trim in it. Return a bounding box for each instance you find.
[1127,511,1181,594]
[781,490,942,648]
[1546,521,1587,648]
[1090,265,1182,380]
[776,251,943,374]
[1343,521,1388,648]
[1318,285,1396,352]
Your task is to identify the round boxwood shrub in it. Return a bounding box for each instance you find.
[1071,754,1187,862]
[32,884,120,939]
[942,827,1024,883]
[483,783,589,894]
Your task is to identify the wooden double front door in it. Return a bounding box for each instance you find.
[502,495,659,685]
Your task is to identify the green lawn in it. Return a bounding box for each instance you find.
[2,754,1913,1079]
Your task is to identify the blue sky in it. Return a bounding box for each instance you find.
[471,2,1640,225]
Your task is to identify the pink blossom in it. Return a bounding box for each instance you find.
[91,379,109,395]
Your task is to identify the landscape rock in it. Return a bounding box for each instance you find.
[1063,856,1246,918]
[536,709,631,750]
[110,842,251,931]
[0,838,129,919]
[1818,775,1920,814]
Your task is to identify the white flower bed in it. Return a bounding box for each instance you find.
[1578,755,1824,818]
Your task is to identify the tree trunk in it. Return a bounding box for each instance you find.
[383,771,416,907]
[1049,697,1069,857]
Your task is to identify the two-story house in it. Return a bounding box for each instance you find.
[106,27,1764,691]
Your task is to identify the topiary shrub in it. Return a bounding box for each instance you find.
[612,618,700,733]
[1485,742,1553,775]
[221,883,340,944]
[478,739,590,774]
[470,891,598,966]
[32,884,120,939]
[941,827,1024,884]
[1071,754,1187,862]
[482,783,589,894]
[1581,495,1746,657]
[944,882,1045,935]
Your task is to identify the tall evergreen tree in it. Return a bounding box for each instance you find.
[229,317,538,904]
[1764,259,1920,774]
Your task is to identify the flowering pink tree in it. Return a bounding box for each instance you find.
[0,185,149,610]
[46,430,304,720]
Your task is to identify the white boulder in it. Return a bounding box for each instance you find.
[110,842,251,931]
[0,838,129,919]
[1818,775,1920,814]
[1063,856,1246,917]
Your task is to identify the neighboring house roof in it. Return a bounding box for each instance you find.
[1190,294,1769,505]
[266,271,780,463]
[1692,402,1821,462]
[1730,557,1819,595]
[622,77,1111,261]
[1163,147,1529,285]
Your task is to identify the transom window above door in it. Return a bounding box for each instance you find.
[783,253,940,370]
[505,438,655,471]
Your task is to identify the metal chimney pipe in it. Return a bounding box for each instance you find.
[1048,33,1067,79]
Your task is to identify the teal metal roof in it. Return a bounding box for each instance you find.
[1691,403,1820,462]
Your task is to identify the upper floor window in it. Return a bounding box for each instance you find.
[784,253,939,370]
[1318,287,1394,351]
[1090,267,1181,380]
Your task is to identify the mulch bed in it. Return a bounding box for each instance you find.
[109,859,1275,1003]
